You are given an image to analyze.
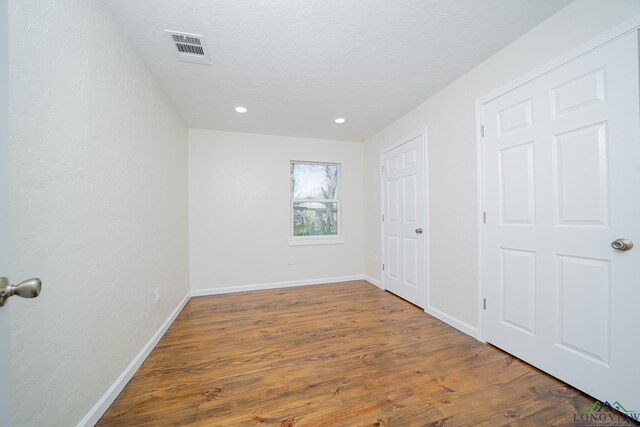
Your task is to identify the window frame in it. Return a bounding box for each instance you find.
[289,161,345,246]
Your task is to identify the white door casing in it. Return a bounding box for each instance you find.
[0,0,11,424]
[382,132,427,308]
[482,31,640,409]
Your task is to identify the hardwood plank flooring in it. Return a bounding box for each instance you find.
[98,281,617,426]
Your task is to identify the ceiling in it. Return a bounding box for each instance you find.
[103,0,571,142]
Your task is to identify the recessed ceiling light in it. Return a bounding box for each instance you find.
[334,117,346,124]
[234,105,248,114]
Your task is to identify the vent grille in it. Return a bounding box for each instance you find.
[171,34,201,46]
[176,43,204,55]
[165,30,210,64]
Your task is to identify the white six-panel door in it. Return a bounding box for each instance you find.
[482,31,640,409]
[383,133,426,308]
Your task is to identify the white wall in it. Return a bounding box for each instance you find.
[0,0,10,425]
[363,0,640,334]
[189,129,364,290]
[8,1,189,425]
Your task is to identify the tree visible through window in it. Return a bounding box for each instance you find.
[291,162,340,237]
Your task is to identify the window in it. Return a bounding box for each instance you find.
[289,162,344,245]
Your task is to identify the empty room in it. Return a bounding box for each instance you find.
[2,0,640,426]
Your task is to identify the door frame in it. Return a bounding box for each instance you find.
[475,15,640,343]
[379,128,429,309]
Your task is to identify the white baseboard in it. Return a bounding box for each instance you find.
[425,305,481,341]
[190,274,365,297]
[77,291,190,427]
[363,275,383,289]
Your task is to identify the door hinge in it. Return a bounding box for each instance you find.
[481,125,485,138]
[382,264,385,271]
[381,165,384,173]
[483,211,487,224]
[382,214,384,222]
[483,298,487,310]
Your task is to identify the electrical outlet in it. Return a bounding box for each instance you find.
[289,256,295,265]
[155,287,160,304]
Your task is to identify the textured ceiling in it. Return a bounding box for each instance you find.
[103,0,571,141]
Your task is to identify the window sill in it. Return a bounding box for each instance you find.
[288,236,346,246]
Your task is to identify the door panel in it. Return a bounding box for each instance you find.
[500,248,536,335]
[498,141,535,224]
[553,123,608,225]
[404,237,418,286]
[557,255,610,365]
[387,178,400,222]
[383,134,426,308]
[387,235,400,280]
[497,98,534,135]
[551,67,605,116]
[404,174,417,222]
[483,32,640,409]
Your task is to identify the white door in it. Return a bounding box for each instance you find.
[382,132,426,308]
[483,31,640,409]
[0,0,11,424]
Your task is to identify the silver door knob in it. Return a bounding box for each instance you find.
[611,238,633,252]
[415,228,423,234]
[0,277,41,307]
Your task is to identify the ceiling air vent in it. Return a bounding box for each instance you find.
[165,30,210,64]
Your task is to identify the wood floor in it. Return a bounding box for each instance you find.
[98,281,607,426]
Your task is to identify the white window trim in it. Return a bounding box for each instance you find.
[288,236,346,246]
[289,161,344,246]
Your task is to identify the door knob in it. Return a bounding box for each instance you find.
[611,238,633,252]
[415,228,423,234]
[0,277,42,307]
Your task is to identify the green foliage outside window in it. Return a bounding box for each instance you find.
[291,163,340,237]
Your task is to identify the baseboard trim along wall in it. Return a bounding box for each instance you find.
[426,305,480,341]
[190,275,366,297]
[363,275,383,289]
[77,291,191,427]
[78,275,475,425]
